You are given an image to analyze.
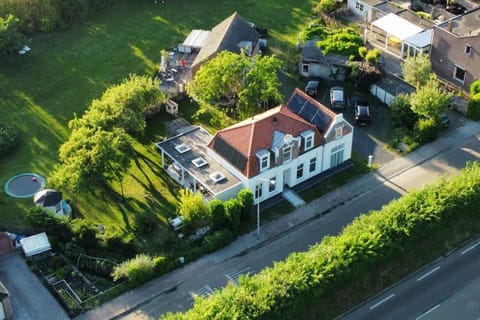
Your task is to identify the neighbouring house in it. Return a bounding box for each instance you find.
[0,282,12,320]
[366,12,433,59]
[160,12,263,96]
[370,73,416,106]
[430,8,480,95]
[156,89,353,205]
[33,189,72,217]
[299,40,350,80]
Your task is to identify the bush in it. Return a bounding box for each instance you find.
[26,207,73,245]
[103,234,136,259]
[133,211,157,235]
[348,61,382,91]
[112,254,155,285]
[71,219,98,250]
[390,94,417,130]
[237,189,254,225]
[414,117,438,143]
[468,93,480,120]
[0,122,19,157]
[358,46,367,59]
[365,48,381,64]
[314,0,337,13]
[470,80,480,96]
[202,230,235,253]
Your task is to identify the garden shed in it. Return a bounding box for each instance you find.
[370,73,415,106]
[19,232,51,257]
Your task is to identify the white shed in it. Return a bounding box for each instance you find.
[19,232,51,257]
[370,73,415,106]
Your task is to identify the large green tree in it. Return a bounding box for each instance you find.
[401,54,432,87]
[189,51,283,120]
[71,74,164,135]
[49,126,133,191]
[0,14,24,59]
[409,75,451,123]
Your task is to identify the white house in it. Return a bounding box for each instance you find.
[156,89,353,205]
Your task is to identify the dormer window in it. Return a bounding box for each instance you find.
[283,145,292,162]
[256,149,270,171]
[301,130,314,151]
[465,44,472,56]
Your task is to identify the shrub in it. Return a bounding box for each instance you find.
[112,254,155,285]
[237,189,254,224]
[103,234,136,259]
[348,61,382,91]
[0,15,25,58]
[202,230,235,253]
[390,94,417,130]
[209,199,227,231]
[177,189,211,231]
[0,122,19,157]
[71,219,98,250]
[470,80,480,96]
[468,93,480,120]
[414,117,438,143]
[133,211,157,235]
[358,46,368,59]
[365,48,381,64]
[26,207,72,244]
[314,0,337,13]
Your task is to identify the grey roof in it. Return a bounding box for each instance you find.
[301,40,350,66]
[404,29,433,48]
[375,73,416,96]
[33,189,62,207]
[374,2,406,15]
[191,12,259,70]
[437,7,480,37]
[156,127,241,195]
[396,9,434,29]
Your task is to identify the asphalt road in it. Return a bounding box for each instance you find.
[340,238,480,320]
[120,127,480,319]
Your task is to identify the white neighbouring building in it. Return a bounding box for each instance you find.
[156,89,353,205]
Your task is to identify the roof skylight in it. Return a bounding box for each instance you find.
[175,143,191,153]
[209,172,226,183]
[192,157,208,168]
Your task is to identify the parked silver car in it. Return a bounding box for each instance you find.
[330,86,345,110]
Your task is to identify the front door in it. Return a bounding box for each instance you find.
[283,168,291,187]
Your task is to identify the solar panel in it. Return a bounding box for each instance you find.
[287,94,304,113]
[288,92,331,131]
[311,111,330,131]
[212,137,247,172]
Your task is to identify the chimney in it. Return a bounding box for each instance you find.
[447,20,453,32]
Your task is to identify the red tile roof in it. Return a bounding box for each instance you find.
[209,104,325,178]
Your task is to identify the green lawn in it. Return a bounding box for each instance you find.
[0,1,314,242]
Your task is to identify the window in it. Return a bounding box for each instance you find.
[255,183,263,199]
[453,66,466,83]
[283,145,292,162]
[269,177,276,193]
[301,130,314,151]
[305,135,313,150]
[260,155,269,171]
[330,144,345,168]
[302,64,309,73]
[296,163,304,179]
[335,126,343,139]
[309,157,316,173]
[355,1,364,11]
[465,44,472,56]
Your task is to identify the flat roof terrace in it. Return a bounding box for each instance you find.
[156,126,242,196]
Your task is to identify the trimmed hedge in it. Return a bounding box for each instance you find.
[162,162,480,319]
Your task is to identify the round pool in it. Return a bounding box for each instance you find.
[4,173,46,198]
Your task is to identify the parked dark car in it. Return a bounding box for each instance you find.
[354,101,371,125]
[330,86,345,110]
[305,81,319,96]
